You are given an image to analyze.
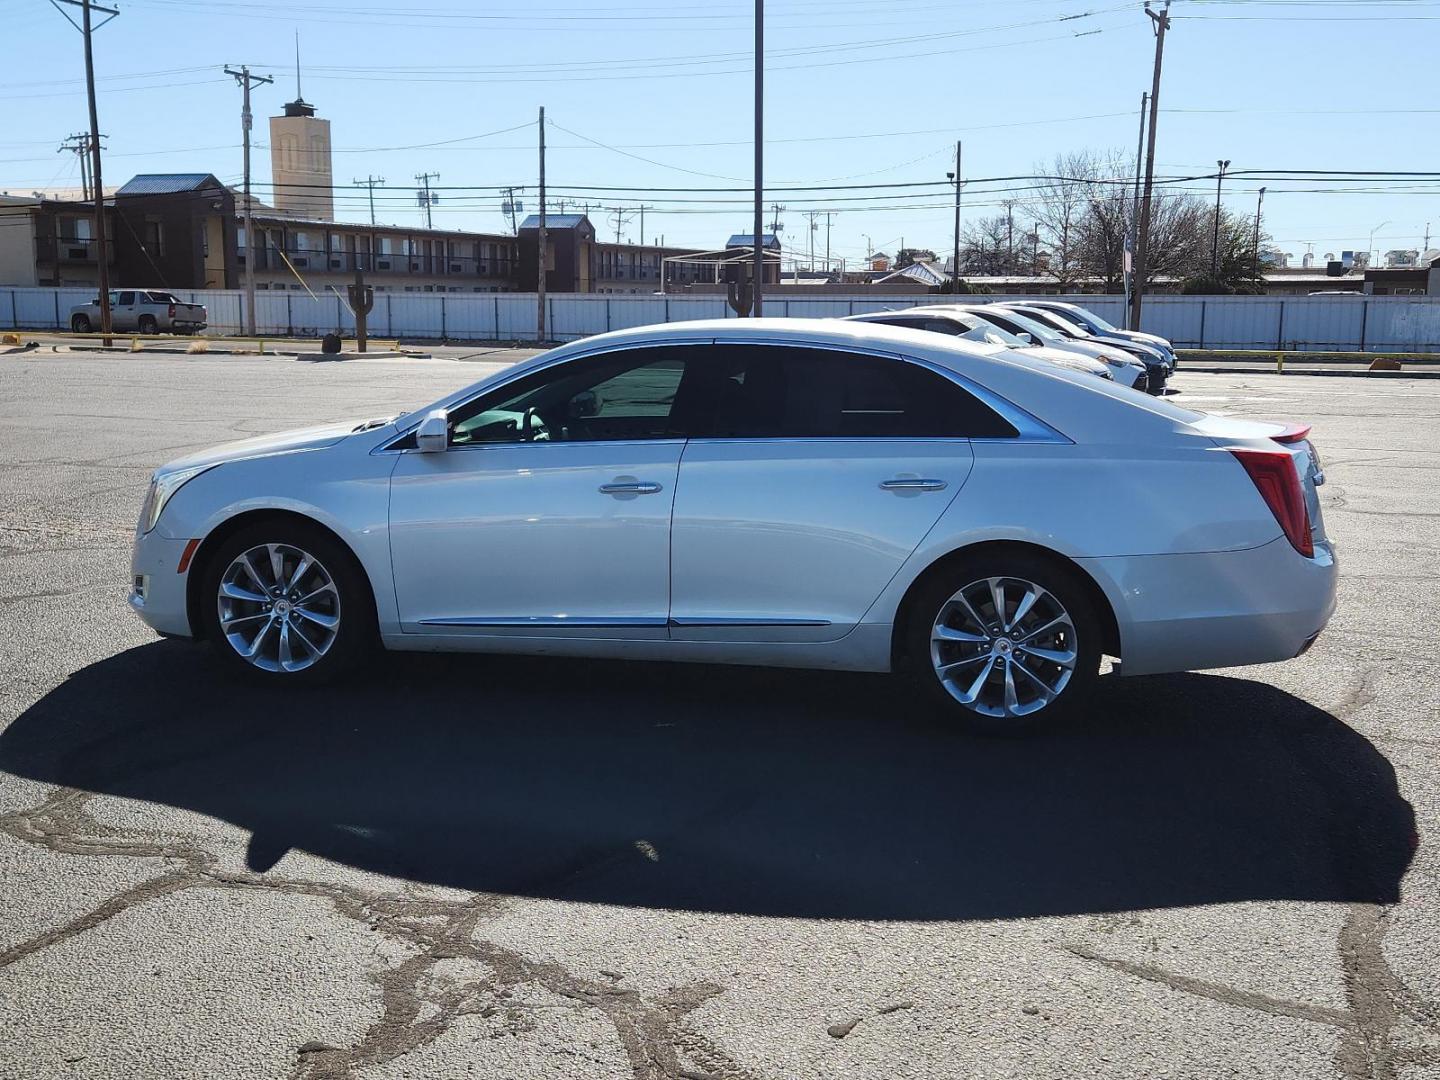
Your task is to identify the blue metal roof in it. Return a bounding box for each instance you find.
[727,233,781,249]
[519,213,590,230]
[116,173,223,196]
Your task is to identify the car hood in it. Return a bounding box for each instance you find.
[1020,345,1106,374]
[157,420,366,475]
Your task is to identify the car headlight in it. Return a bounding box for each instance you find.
[139,464,215,534]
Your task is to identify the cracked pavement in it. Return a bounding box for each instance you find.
[0,352,1436,1079]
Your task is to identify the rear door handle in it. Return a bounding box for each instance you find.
[880,478,947,492]
[599,481,663,496]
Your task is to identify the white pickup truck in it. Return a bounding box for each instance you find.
[70,289,207,334]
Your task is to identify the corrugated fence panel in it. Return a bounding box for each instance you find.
[6,286,1440,351]
[1280,298,1366,352]
[1197,300,1285,350]
[496,296,537,340]
[601,297,667,333]
[443,295,499,339]
[388,295,444,338]
[1366,300,1440,352]
[1138,300,1206,347]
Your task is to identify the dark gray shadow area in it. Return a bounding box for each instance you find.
[0,642,1415,920]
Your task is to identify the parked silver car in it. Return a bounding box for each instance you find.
[70,289,207,334]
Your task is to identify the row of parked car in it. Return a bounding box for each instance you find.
[844,301,1178,396]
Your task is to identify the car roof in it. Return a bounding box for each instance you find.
[409,317,1198,448]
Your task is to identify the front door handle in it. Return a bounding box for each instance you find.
[880,478,947,492]
[599,480,663,496]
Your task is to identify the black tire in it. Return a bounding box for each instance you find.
[137,315,158,335]
[902,551,1103,736]
[71,314,92,333]
[199,519,376,686]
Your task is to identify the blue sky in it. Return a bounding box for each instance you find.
[3,0,1437,266]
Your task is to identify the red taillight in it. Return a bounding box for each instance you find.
[1270,422,1312,445]
[1232,449,1313,557]
[168,303,176,318]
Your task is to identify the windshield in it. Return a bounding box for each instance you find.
[974,309,1064,346]
[1068,306,1118,332]
[957,322,1028,348]
[1016,307,1092,338]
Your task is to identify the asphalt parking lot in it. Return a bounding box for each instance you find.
[1,349,1436,1080]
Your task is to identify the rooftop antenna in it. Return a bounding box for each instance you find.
[294,31,302,102]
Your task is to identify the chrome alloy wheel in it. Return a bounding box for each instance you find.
[929,576,1078,718]
[216,543,341,673]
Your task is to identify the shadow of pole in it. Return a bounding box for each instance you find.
[0,641,1415,921]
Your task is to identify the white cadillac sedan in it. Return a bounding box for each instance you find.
[129,319,1335,733]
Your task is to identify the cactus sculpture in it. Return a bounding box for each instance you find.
[346,269,375,353]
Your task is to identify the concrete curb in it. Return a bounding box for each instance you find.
[1181,365,1440,379]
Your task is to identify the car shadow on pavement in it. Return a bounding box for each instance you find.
[0,641,1415,921]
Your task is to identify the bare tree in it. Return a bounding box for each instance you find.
[1028,151,1104,285]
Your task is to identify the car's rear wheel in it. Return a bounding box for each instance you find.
[904,552,1102,735]
[200,521,374,684]
[71,314,91,333]
[137,314,158,335]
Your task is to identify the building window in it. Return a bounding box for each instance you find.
[143,219,165,257]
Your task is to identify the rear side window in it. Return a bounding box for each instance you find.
[694,346,1017,439]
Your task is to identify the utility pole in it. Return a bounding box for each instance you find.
[353,176,385,226]
[636,204,654,246]
[768,202,785,237]
[1124,92,1147,325]
[414,172,440,229]
[948,140,962,293]
[804,209,821,270]
[59,133,95,201]
[752,0,764,316]
[1211,158,1230,277]
[499,186,523,234]
[1004,200,1015,269]
[225,63,273,337]
[607,206,635,244]
[353,176,384,273]
[824,210,834,275]
[1252,186,1266,272]
[52,0,119,339]
[1130,0,1171,332]
[537,106,547,343]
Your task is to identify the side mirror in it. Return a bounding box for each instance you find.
[1018,332,1034,345]
[415,409,449,453]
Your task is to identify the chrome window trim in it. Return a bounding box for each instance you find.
[376,338,715,454]
[378,334,1071,452]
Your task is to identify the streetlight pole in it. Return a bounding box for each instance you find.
[1130,0,1172,331]
[225,65,273,337]
[949,140,962,294]
[752,0,764,315]
[1252,186,1266,272]
[1368,221,1390,269]
[1211,158,1230,278]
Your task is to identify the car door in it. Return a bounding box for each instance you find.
[388,345,701,639]
[111,290,138,329]
[668,343,1003,643]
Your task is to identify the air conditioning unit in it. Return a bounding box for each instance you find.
[67,247,87,259]
[376,259,391,270]
[329,258,342,269]
[293,256,309,267]
[410,261,421,271]
[449,263,463,272]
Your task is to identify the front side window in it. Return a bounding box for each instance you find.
[444,348,694,446]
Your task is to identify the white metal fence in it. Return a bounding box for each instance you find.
[6,287,1439,353]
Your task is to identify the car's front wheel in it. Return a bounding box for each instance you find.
[905,552,1102,735]
[200,521,374,684]
[137,314,158,335]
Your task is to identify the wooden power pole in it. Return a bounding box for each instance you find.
[1130,0,1171,333]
